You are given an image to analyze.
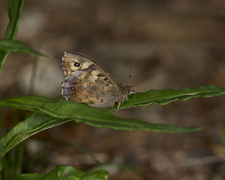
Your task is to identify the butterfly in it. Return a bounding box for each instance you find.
[61,51,135,109]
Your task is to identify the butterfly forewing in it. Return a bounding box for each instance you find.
[61,51,134,108]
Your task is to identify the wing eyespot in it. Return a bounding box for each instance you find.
[74,62,80,67]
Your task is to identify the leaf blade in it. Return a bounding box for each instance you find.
[0,39,49,57]
[17,166,109,180]
[119,85,225,109]
[0,96,199,134]
[1,113,72,154]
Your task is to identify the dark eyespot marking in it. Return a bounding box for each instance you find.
[84,75,89,79]
[104,78,108,81]
[74,62,80,67]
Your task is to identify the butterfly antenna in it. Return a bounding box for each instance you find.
[126,58,135,86]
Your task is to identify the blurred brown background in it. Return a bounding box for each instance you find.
[1,0,225,179]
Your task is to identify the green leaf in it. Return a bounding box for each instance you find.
[17,173,43,180]
[0,0,48,75]
[0,39,49,57]
[119,85,225,109]
[16,166,109,180]
[0,0,24,74]
[1,94,198,154]
[1,113,72,154]
[3,86,222,154]
[1,109,198,155]
[0,96,199,133]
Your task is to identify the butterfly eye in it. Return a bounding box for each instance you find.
[74,62,80,67]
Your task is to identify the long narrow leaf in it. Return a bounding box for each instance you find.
[3,85,220,153]
[0,40,48,57]
[0,96,199,134]
[119,85,225,110]
[17,166,109,180]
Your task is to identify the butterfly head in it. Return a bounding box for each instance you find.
[123,85,136,95]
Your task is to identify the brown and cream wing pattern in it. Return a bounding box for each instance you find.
[61,51,134,108]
